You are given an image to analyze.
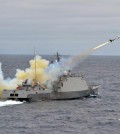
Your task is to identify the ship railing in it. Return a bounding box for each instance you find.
[68,74,84,78]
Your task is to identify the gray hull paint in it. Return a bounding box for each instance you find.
[28,89,98,101]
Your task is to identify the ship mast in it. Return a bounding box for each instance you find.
[34,47,37,81]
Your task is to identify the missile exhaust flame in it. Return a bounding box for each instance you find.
[93,42,109,50]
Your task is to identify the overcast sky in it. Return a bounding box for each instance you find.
[0,0,120,55]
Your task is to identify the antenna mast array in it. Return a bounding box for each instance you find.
[34,47,37,81]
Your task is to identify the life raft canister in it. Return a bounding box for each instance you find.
[16,86,22,90]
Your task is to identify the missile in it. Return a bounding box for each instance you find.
[109,36,120,42]
[109,39,115,42]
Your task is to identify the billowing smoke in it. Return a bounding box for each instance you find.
[45,58,68,87]
[0,63,18,97]
[16,55,49,83]
[0,56,50,97]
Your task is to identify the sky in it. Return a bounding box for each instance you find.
[0,0,120,55]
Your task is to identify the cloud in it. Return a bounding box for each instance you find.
[0,0,120,55]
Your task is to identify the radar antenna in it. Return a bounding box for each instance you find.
[34,47,37,81]
[56,52,61,62]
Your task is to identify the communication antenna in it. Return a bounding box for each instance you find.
[34,47,37,81]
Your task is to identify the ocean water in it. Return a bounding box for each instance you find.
[0,55,120,134]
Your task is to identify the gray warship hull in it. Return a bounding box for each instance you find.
[2,76,100,102]
[27,89,98,101]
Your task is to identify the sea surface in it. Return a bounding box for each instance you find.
[0,55,120,134]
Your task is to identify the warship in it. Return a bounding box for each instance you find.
[2,76,100,102]
[2,37,120,102]
[2,53,100,102]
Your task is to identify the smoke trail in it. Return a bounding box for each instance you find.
[65,41,110,69]
[44,41,110,86]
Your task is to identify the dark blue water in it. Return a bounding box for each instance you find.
[0,55,120,134]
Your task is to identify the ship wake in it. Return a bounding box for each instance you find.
[0,100,24,107]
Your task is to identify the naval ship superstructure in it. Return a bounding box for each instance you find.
[2,53,100,102]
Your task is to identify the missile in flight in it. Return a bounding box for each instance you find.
[109,36,120,42]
